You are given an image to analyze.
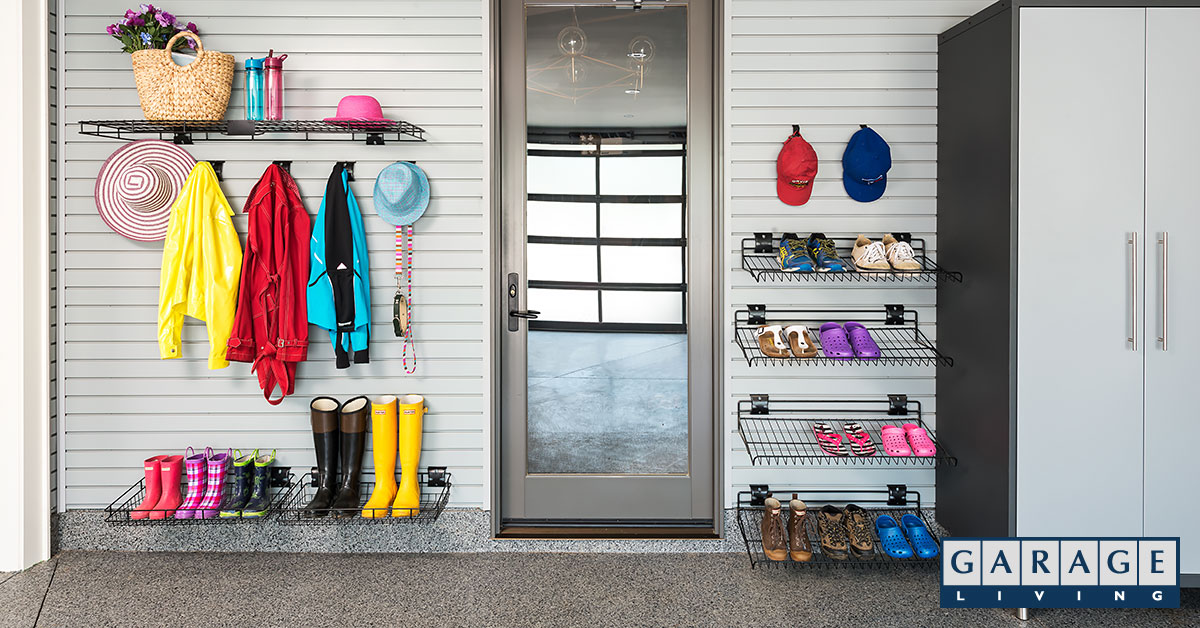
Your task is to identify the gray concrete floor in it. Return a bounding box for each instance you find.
[528,331,687,474]
[1,552,1196,627]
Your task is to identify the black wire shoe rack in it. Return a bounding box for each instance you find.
[275,468,451,525]
[741,232,962,283]
[736,485,946,569]
[105,467,296,526]
[737,395,956,467]
[78,119,427,145]
[733,305,953,367]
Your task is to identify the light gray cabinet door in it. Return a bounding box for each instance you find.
[1016,8,1146,537]
[1145,7,1200,575]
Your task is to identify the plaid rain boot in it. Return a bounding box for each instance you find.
[196,448,232,520]
[174,447,212,519]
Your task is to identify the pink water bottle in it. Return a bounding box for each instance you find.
[263,50,287,121]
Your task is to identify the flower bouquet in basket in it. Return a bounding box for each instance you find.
[105,4,234,121]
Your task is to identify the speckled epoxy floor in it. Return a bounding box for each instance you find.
[2,552,1197,628]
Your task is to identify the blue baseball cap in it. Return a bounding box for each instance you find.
[842,125,891,202]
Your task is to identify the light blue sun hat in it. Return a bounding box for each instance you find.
[373,161,430,226]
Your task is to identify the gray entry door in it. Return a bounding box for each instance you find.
[498,0,715,527]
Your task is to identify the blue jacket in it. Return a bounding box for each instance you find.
[308,164,371,368]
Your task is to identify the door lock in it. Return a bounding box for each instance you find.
[506,272,539,331]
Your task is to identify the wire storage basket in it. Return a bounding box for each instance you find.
[276,468,451,525]
[105,467,296,526]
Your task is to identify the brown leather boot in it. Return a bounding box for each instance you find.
[760,497,788,561]
[787,495,813,562]
[817,504,850,560]
[843,504,877,559]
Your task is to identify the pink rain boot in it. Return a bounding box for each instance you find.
[150,455,184,520]
[196,449,232,519]
[130,455,169,520]
[174,447,212,519]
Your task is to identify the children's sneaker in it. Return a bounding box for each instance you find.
[851,235,890,271]
[778,236,814,272]
[883,233,922,272]
[806,233,848,272]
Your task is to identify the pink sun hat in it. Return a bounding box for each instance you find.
[323,95,393,124]
[93,140,196,242]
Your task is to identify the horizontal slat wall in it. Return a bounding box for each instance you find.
[59,0,489,509]
[722,0,990,506]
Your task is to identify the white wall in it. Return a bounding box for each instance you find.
[721,0,991,506]
[58,0,490,509]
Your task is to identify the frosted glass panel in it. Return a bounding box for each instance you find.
[603,291,683,325]
[528,244,597,282]
[528,201,595,238]
[600,246,682,283]
[528,156,595,195]
[528,289,598,323]
[600,156,683,196]
[600,203,682,238]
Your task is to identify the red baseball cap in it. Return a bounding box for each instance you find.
[776,130,818,206]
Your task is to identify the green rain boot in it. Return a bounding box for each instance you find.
[241,450,276,518]
[218,449,256,518]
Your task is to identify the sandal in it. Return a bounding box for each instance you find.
[812,422,848,456]
[844,322,881,359]
[782,325,818,358]
[881,425,912,456]
[903,423,937,457]
[875,514,914,559]
[818,322,854,360]
[843,422,877,457]
[755,325,790,359]
[901,514,940,558]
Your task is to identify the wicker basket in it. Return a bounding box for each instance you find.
[130,31,234,121]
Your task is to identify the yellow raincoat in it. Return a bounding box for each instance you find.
[158,161,243,369]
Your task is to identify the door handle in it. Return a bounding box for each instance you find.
[1129,232,1138,352]
[506,272,539,332]
[1158,232,1168,351]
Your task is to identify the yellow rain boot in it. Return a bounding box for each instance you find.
[361,396,398,518]
[391,394,426,517]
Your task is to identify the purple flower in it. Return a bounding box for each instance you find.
[140,32,151,45]
[125,9,137,19]
[139,4,156,13]
[129,16,145,27]
[187,38,196,49]
[155,12,173,27]
[186,22,198,34]
[106,23,118,35]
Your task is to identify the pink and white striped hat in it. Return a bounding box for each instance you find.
[94,140,196,241]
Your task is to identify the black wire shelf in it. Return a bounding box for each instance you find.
[78,119,427,145]
[733,305,953,367]
[104,467,296,526]
[735,485,947,569]
[742,233,962,284]
[275,468,451,525]
[737,395,956,467]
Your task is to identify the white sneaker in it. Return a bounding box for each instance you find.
[882,234,921,271]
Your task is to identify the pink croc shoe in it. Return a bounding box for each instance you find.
[903,423,937,457]
[880,425,912,457]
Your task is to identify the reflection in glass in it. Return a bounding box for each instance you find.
[525,5,688,475]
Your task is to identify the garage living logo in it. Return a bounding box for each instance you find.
[940,538,1179,609]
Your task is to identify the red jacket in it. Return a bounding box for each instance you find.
[226,164,311,404]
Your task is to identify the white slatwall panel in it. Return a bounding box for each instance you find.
[722,0,990,506]
[49,0,59,514]
[59,0,489,508]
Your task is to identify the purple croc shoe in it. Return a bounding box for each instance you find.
[844,322,881,359]
[818,323,854,360]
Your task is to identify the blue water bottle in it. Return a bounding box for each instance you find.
[244,57,264,121]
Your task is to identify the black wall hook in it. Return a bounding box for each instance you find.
[860,123,869,129]
[337,161,355,181]
[209,160,224,181]
[272,160,292,174]
[791,124,800,136]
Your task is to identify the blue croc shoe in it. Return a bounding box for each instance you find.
[778,236,815,272]
[901,514,940,558]
[875,514,914,559]
[807,233,848,272]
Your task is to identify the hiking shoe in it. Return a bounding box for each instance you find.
[883,233,921,272]
[851,235,890,271]
[761,497,788,561]
[817,505,850,560]
[806,233,848,272]
[778,235,815,272]
[843,504,877,559]
[787,495,813,562]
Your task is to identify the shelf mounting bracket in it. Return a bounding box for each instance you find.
[749,484,771,506]
[748,304,766,326]
[753,232,773,254]
[885,304,904,325]
[750,394,769,415]
[887,394,909,416]
[427,466,448,488]
[887,484,908,507]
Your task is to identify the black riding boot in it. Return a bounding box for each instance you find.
[331,396,369,517]
[304,397,341,516]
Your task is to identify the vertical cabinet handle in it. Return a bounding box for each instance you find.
[1159,232,1168,351]
[1129,233,1138,352]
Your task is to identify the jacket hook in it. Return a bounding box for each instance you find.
[272,160,292,174]
[338,161,355,182]
[209,160,224,181]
